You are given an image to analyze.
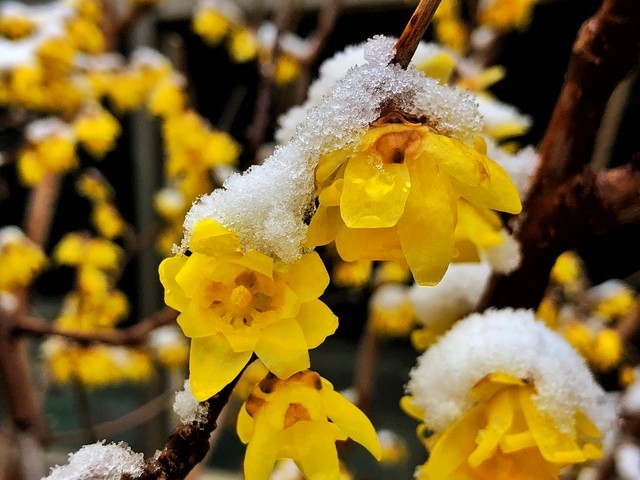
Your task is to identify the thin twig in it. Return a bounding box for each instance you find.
[14,307,178,346]
[392,0,443,69]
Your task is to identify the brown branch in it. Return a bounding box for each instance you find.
[14,306,178,346]
[23,173,61,248]
[481,0,640,310]
[124,371,243,480]
[392,0,443,69]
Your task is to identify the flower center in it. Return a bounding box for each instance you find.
[374,129,423,165]
[230,284,252,309]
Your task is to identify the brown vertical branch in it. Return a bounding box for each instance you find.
[392,0,443,69]
[353,323,380,417]
[482,0,640,310]
[23,173,61,248]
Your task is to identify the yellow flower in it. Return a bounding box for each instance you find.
[374,259,412,285]
[369,284,415,339]
[36,36,76,77]
[53,233,122,271]
[92,203,126,239]
[158,219,338,400]
[77,171,113,203]
[232,359,270,402]
[0,15,35,40]
[593,286,635,321]
[591,329,623,372]
[478,0,537,31]
[306,121,521,286]
[18,133,78,186]
[0,226,47,291]
[236,370,381,480]
[202,131,242,166]
[453,198,505,263]
[550,251,582,287]
[434,18,469,55]
[377,429,409,465]
[66,17,105,54]
[331,258,372,289]
[228,27,258,63]
[408,373,603,480]
[74,107,121,158]
[275,54,301,85]
[107,71,149,112]
[149,325,189,370]
[193,7,230,46]
[147,76,186,118]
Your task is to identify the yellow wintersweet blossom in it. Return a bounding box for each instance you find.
[66,17,105,54]
[17,133,78,186]
[148,76,187,118]
[158,219,338,400]
[561,322,624,373]
[237,370,382,480]
[92,203,126,240]
[550,251,583,287]
[77,171,113,203]
[369,284,415,339]
[306,120,521,286]
[74,107,121,158]
[53,232,122,271]
[593,286,635,321]
[331,258,372,289]
[0,14,35,40]
[274,54,301,86]
[193,7,230,46]
[228,27,258,63]
[0,227,47,291]
[478,0,537,32]
[404,373,603,480]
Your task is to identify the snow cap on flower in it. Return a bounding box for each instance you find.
[408,262,491,331]
[43,440,144,480]
[182,35,481,262]
[406,308,615,435]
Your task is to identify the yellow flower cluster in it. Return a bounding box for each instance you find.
[43,232,153,386]
[192,1,301,85]
[538,251,635,376]
[0,226,47,292]
[77,171,127,240]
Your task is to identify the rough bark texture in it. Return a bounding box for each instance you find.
[482,0,640,310]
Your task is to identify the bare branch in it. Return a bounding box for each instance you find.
[392,0,443,69]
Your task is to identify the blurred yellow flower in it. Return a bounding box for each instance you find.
[478,0,537,31]
[92,203,126,239]
[159,219,338,400]
[237,370,381,480]
[53,233,122,271]
[228,27,258,63]
[193,7,230,46]
[0,227,46,291]
[0,14,35,40]
[74,107,121,158]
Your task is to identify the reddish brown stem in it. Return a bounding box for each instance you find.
[392,0,443,69]
[14,307,178,346]
[482,0,640,310]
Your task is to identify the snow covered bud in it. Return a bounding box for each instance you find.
[368,283,415,339]
[237,370,381,480]
[404,308,614,480]
[307,119,521,286]
[158,219,338,400]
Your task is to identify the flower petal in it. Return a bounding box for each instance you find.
[289,422,341,480]
[322,382,382,460]
[296,299,338,348]
[280,251,329,302]
[189,218,241,256]
[335,225,404,262]
[305,205,341,247]
[341,150,411,228]
[158,256,189,310]
[178,301,221,338]
[243,415,281,480]
[237,403,255,443]
[253,318,310,378]
[397,159,455,286]
[189,334,252,400]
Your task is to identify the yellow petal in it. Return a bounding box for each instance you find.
[223,328,260,352]
[189,218,241,256]
[232,250,274,279]
[295,299,338,348]
[468,388,516,467]
[422,404,485,479]
[189,334,252,400]
[448,162,522,214]
[253,318,310,378]
[178,301,221,338]
[305,205,341,247]
[455,200,504,248]
[335,225,404,262]
[322,386,382,460]
[397,159,455,286]
[416,51,456,84]
[237,403,255,443]
[399,395,425,422]
[280,251,329,302]
[340,150,411,228]
[158,256,189,311]
[316,147,351,185]
[288,422,341,480]
[243,415,281,480]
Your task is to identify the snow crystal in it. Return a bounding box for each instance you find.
[173,379,209,424]
[0,225,25,247]
[485,137,538,200]
[371,283,410,311]
[406,308,616,435]
[25,117,74,142]
[182,35,481,262]
[482,229,522,274]
[476,95,532,137]
[194,0,243,24]
[43,440,144,480]
[407,262,491,333]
